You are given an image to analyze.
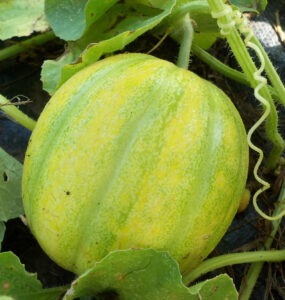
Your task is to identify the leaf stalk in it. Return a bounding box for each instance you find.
[0,95,36,131]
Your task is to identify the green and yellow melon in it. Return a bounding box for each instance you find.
[22,53,248,275]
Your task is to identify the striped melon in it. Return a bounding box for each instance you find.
[22,53,248,275]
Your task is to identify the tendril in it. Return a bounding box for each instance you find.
[211,5,235,35]
[211,5,285,220]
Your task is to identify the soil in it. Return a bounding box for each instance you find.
[1,30,285,299]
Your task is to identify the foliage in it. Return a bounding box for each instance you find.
[0,252,65,300]
[42,0,176,94]
[0,148,23,250]
[1,0,285,299]
[0,0,49,40]
[0,250,238,299]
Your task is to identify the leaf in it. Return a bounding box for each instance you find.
[230,0,267,12]
[63,249,193,300]
[0,252,66,300]
[188,274,238,300]
[0,251,42,296]
[60,1,175,84]
[45,0,119,41]
[125,0,172,8]
[0,0,49,40]
[0,222,5,251]
[0,148,24,222]
[41,0,176,95]
[0,147,23,260]
[41,46,83,97]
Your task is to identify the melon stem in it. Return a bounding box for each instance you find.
[176,13,193,70]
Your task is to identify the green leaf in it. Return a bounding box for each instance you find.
[0,148,24,222]
[41,0,176,95]
[41,45,83,97]
[44,0,87,41]
[189,274,238,300]
[60,1,175,84]
[0,222,5,251]
[45,0,119,41]
[0,147,23,250]
[0,252,66,300]
[125,0,172,8]
[63,249,193,300]
[0,251,42,296]
[229,0,267,12]
[0,0,49,40]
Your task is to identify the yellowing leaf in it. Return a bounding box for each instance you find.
[0,0,49,40]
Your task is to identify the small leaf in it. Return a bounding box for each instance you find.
[0,148,24,222]
[0,252,66,300]
[0,0,49,40]
[188,274,238,300]
[45,0,119,41]
[64,249,193,300]
[41,46,82,96]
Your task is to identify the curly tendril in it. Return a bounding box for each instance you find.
[211,5,285,220]
[211,5,235,35]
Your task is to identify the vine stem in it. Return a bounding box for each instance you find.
[191,42,279,100]
[206,0,284,170]
[0,95,36,131]
[207,0,285,220]
[191,42,248,85]
[183,248,285,285]
[238,180,285,299]
[0,31,56,62]
[164,0,209,28]
[250,35,285,107]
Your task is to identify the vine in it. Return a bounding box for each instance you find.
[0,95,36,131]
[191,42,280,100]
[0,31,56,62]
[235,10,285,221]
[208,1,285,221]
